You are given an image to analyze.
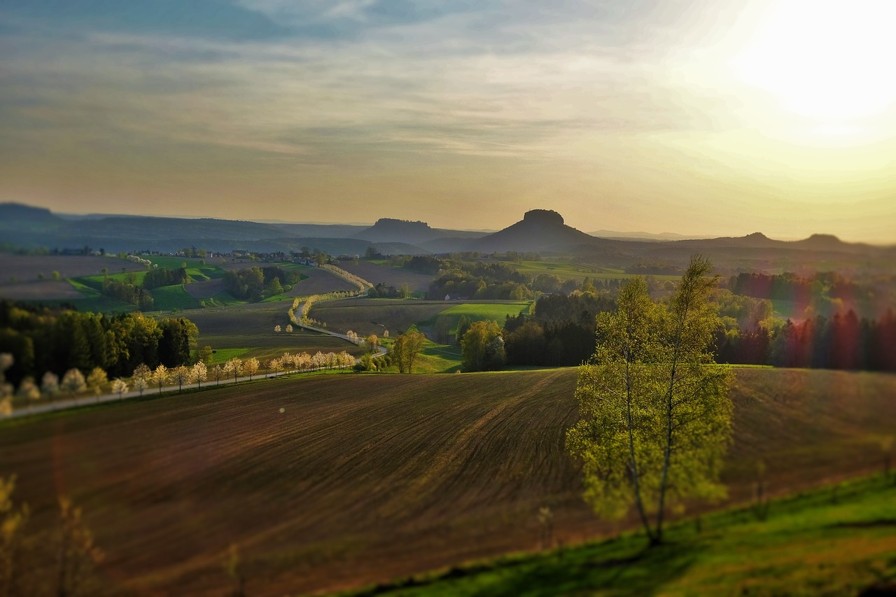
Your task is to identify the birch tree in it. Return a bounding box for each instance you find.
[566,256,732,546]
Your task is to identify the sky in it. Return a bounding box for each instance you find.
[1,0,895,243]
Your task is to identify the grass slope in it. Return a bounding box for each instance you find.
[0,368,894,595]
[366,475,896,596]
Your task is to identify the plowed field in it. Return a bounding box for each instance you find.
[1,367,894,595]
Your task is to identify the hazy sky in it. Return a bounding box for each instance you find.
[2,0,895,242]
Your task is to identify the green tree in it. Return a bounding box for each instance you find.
[566,257,732,546]
[391,327,425,373]
[461,321,506,371]
[198,345,213,365]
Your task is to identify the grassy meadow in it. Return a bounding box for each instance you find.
[1,367,894,595]
[365,474,896,596]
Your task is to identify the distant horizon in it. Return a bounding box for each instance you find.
[7,200,885,246]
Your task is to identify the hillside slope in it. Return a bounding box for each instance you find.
[0,368,894,595]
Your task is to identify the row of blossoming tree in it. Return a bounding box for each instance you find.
[1,349,356,415]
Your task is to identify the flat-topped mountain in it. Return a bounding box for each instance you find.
[471,209,597,252]
[355,218,438,244]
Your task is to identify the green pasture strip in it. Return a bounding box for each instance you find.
[437,301,531,320]
[144,256,197,269]
[422,302,532,336]
[414,341,463,373]
[67,277,102,295]
[80,270,148,285]
[150,284,201,311]
[199,291,243,308]
[207,347,251,365]
[362,474,896,596]
[515,260,681,282]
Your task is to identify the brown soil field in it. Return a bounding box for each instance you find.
[185,301,363,359]
[0,367,894,595]
[310,298,451,336]
[0,254,144,300]
[0,254,143,282]
[289,268,358,295]
[337,261,435,293]
[0,280,83,300]
[183,277,225,299]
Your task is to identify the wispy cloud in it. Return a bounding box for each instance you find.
[2,0,893,241]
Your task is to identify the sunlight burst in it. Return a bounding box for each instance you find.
[732,0,896,126]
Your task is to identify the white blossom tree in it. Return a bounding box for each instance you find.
[41,371,60,397]
[223,358,242,383]
[152,364,169,394]
[191,362,208,389]
[132,376,148,397]
[268,358,281,378]
[61,369,87,395]
[16,377,41,401]
[131,364,151,397]
[111,378,128,399]
[171,365,190,392]
[243,357,260,381]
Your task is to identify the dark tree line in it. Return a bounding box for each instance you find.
[0,300,199,384]
[715,309,896,371]
[503,293,616,366]
[729,271,867,306]
[143,267,188,289]
[94,267,188,308]
[223,266,299,301]
[100,277,154,309]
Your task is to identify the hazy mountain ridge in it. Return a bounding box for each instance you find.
[1,203,892,262]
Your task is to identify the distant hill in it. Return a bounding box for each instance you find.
[471,209,597,253]
[355,218,439,244]
[354,218,485,249]
[1,203,892,270]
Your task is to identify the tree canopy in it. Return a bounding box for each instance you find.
[566,256,732,545]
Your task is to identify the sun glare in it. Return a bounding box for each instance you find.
[732,0,896,128]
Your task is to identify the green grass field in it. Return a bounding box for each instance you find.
[436,301,532,321]
[421,301,532,344]
[1,367,894,595]
[151,284,202,311]
[365,474,896,596]
[514,260,681,283]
